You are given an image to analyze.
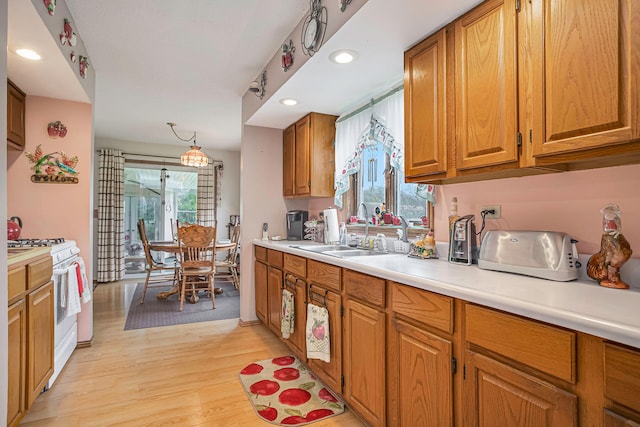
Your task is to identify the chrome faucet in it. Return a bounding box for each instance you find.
[359,202,369,246]
[397,215,409,243]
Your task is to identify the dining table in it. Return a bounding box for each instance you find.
[148,240,235,302]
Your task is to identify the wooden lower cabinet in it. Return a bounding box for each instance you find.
[267,266,283,336]
[27,281,54,408]
[343,298,386,427]
[463,350,577,426]
[8,300,26,427]
[390,318,452,427]
[282,273,307,361]
[254,260,268,325]
[604,409,640,427]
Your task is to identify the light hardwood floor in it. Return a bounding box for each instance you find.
[20,279,365,426]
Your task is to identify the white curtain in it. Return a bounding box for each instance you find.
[334,88,405,208]
[97,149,125,283]
[197,162,218,227]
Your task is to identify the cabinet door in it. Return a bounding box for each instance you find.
[455,0,519,171]
[27,281,54,408]
[530,0,640,158]
[267,266,283,336]
[294,115,311,196]
[404,28,448,179]
[8,300,26,427]
[390,318,452,427]
[307,286,342,393]
[7,81,26,150]
[604,409,640,427]
[282,274,307,361]
[254,260,268,325]
[283,124,296,197]
[463,350,577,427]
[343,298,386,427]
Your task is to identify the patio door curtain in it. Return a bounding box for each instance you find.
[97,149,125,282]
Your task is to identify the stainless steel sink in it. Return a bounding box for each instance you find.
[291,244,356,253]
[321,249,389,258]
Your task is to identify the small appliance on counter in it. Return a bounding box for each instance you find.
[478,230,579,281]
[449,215,477,265]
[286,210,308,241]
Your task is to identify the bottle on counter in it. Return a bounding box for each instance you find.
[339,222,348,246]
[448,197,460,239]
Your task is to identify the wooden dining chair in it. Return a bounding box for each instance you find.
[137,219,180,304]
[177,223,217,311]
[215,224,240,290]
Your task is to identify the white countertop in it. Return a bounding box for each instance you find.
[254,239,640,349]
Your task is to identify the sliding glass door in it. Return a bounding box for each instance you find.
[124,164,198,275]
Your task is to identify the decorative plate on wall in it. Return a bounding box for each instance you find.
[301,0,327,56]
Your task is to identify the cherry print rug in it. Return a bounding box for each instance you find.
[238,355,345,425]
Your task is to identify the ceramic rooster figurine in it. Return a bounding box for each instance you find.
[587,204,633,289]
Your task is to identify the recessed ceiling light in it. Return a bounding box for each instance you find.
[329,49,358,64]
[16,49,41,60]
[280,98,298,106]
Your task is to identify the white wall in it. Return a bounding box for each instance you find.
[239,125,290,321]
[1,0,9,420]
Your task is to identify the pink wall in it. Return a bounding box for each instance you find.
[7,95,93,340]
[435,164,640,257]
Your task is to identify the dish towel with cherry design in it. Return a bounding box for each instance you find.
[306,303,330,362]
[281,288,295,339]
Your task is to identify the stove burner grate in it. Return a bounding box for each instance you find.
[8,238,66,248]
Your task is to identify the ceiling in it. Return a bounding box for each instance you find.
[7,0,482,152]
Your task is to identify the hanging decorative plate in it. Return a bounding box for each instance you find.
[43,0,56,16]
[281,39,295,72]
[79,56,89,79]
[301,0,327,56]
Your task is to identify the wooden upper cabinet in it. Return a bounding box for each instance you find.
[283,124,295,197]
[284,112,337,197]
[455,0,519,171]
[404,28,448,179]
[529,0,640,159]
[7,80,26,151]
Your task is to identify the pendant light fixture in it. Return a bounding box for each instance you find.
[166,122,209,167]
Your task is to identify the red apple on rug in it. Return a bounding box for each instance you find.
[256,405,278,421]
[306,408,335,421]
[281,415,307,425]
[241,363,264,375]
[273,367,300,381]
[272,355,295,366]
[319,387,338,403]
[250,379,280,396]
[279,388,311,406]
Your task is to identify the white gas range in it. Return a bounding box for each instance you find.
[9,238,82,388]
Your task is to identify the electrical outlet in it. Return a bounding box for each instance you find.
[481,205,502,219]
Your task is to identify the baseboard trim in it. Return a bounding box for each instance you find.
[76,338,94,348]
[239,319,262,327]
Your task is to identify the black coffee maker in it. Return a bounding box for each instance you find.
[286,210,308,240]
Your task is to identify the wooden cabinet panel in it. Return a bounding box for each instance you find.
[27,281,54,408]
[530,0,640,157]
[267,266,283,336]
[8,266,26,302]
[307,260,341,292]
[391,318,453,427]
[283,124,296,197]
[7,300,26,427]
[295,115,311,196]
[604,409,640,427]
[282,273,307,361]
[343,269,385,309]
[466,304,576,383]
[455,0,519,171]
[27,257,53,291]
[267,249,283,269]
[254,260,268,325]
[7,80,26,150]
[343,298,385,427]
[307,285,342,393]
[391,282,453,334]
[255,245,267,262]
[404,28,448,179]
[284,253,306,278]
[464,350,578,427]
[604,343,640,414]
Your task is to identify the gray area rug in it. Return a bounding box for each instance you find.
[124,279,240,330]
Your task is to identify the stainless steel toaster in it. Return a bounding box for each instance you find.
[478,230,579,281]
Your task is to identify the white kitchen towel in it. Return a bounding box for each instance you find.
[54,268,68,308]
[306,303,330,362]
[281,288,295,339]
[76,257,92,303]
[66,264,82,317]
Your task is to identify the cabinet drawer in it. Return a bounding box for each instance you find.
[8,266,26,301]
[267,249,283,269]
[391,282,453,334]
[308,260,341,291]
[27,257,53,291]
[284,254,306,277]
[255,246,267,262]
[465,304,576,383]
[344,269,385,309]
[604,343,640,414]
